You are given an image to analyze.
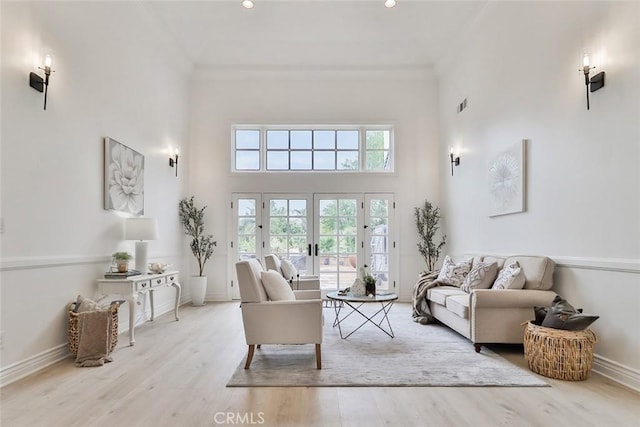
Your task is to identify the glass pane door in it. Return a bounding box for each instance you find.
[231,193,262,299]
[264,194,313,274]
[364,194,394,291]
[314,194,363,293]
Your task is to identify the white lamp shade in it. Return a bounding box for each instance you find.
[125,218,158,241]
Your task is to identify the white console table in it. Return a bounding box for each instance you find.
[97,270,181,346]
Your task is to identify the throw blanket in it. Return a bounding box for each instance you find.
[412,270,445,325]
[76,309,113,367]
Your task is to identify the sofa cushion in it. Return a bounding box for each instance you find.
[468,255,483,269]
[460,262,498,293]
[261,270,296,301]
[445,294,470,319]
[482,256,506,269]
[504,256,555,290]
[492,261,526,290]
[436,255,472,287]
[428,286,467,306]
[280,259,298,280]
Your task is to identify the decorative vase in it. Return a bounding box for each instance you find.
[350,278,366,297]
[191,276,207,306]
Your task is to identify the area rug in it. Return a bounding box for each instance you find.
[227,303,548,387]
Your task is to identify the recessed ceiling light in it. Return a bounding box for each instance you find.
[384,0,397,8]
[242,0,254,9]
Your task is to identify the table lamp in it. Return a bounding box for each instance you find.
[125,218,158,272]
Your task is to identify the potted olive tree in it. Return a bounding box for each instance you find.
[179,196,217,306]
[414,200,447,272]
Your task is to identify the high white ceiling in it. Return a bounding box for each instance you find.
[144,0,487,68]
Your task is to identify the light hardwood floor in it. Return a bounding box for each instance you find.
[1,302,638,427]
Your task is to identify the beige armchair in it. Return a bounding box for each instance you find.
[264,254,320,291]
[235,259,323,369]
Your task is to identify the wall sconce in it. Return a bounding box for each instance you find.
[581,53,605,110]
[29,54,54,110]
[449,146,460,176]
[168,148,179,177]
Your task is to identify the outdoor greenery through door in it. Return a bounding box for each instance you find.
[231,193,394,299]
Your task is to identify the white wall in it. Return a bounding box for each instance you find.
[436,1,640,389]
[188,67,441,301]
[0,2,191,385]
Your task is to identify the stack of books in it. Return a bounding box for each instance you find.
[104,269,142,279]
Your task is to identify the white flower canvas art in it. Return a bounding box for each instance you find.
[104,137,144,215]
[488,139,526,217]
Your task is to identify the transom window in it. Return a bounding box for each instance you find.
[232,126,393,172]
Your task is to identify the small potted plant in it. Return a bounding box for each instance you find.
[363,272,377,296]
[112,252,132,273]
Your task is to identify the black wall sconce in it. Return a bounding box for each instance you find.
[29,54,54,110]
[168,148,179,177]
[581,54,605,110]
[449,146,460,176]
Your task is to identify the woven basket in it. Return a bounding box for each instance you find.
[67,301,121,356]
[523,321,597,381]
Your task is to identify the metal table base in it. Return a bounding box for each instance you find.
[330,296,396,339]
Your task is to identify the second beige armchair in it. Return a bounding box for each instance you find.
[264,254,320,291]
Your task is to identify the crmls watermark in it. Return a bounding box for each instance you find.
[213,412,265,425]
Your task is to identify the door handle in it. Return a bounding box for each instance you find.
[308,244,312,256]
[314,243,319,256]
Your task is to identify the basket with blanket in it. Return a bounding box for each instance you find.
[68,296,123,366]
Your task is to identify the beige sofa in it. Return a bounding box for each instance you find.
[427,255,557,352]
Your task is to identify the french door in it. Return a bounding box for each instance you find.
[230,192,394,299]
[263,194,313,274]
[314,194,362,292]
[230,193,262,300]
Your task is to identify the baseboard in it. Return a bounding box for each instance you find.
[592,354,640,393]
[0,344,70,388]
[205,292,230,302]
[0,303,183,389]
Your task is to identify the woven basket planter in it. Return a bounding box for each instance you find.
[67,301,120,356]
[523,321,597,381]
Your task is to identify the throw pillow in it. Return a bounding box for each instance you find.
[491,261,526,290]
[533,306,548,325]
[280,259,298,280]
[260,270,296,301]
[560,313,600,331]
[436,256,473,287]
[541,295,599,331]
[460,262,498,293]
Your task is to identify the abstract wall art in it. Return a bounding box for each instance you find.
[104,137,144,215]
[488,139,526,217]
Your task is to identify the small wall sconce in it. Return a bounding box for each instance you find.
[168,148,179,177]
[449,146,460,176]
[29,54,54,110]
[581,53,605,110]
